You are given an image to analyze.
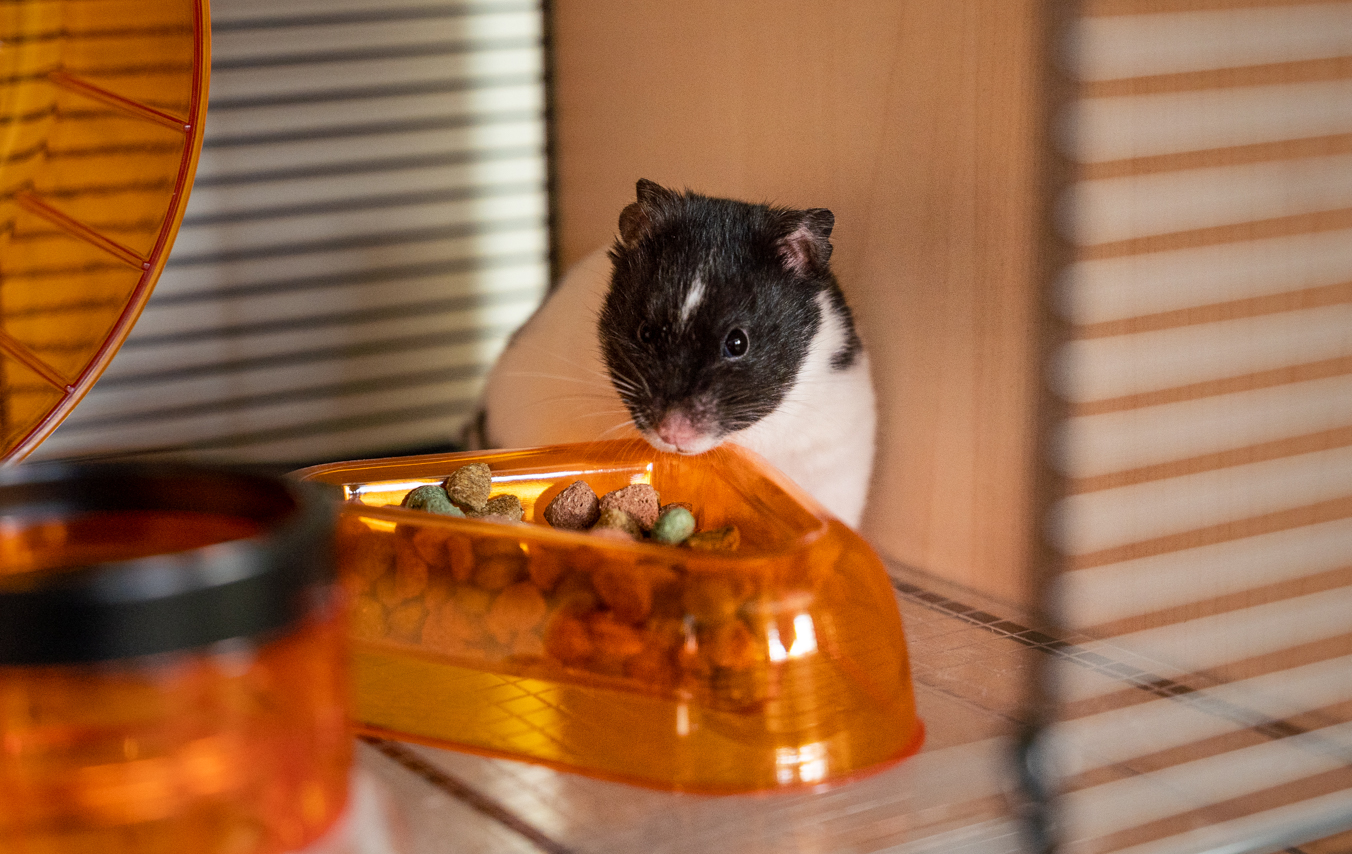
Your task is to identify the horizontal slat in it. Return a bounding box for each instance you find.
[201,82,543,140]
[1063,720,1352,843]
[1064,79,1352,163]
[168,188,547,258]
[1063,153,1352,246]
[1050,302,1352,403]
[1051,655,1352,779]
[205,47,542,103]
[1055,226,1352,325]
[211,9,539,63]
[1049,443,1352,556]
[1058,516,1352,627]
[1065,3,1352,82]
[1057,589,1352,702]
[1053,374,1352,477]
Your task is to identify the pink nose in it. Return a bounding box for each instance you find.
[656,412,703,450]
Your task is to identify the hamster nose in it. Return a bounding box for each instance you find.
[656,411,703,450]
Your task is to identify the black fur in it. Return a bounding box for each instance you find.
[598,179,859,440]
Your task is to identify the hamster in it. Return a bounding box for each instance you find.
[478,179,876,528]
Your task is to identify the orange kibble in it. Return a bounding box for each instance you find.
[393,539,429,601]
[527,547,568,592]
[592,566,652,625]
[452,585,495,620]
[411,528,450,568]
[485,582,548,645]
[422,602,479,653]
[543,614,593,664]
[338,522,393,589]
[473,554,524,591]
[681,574,745,624]
[387,600,427,643]
[705,619,763,670]
[446,534,475,583]
[510,631,546,658]
[624,646,676,688]
[587,612,646,660]
[351,596,387,640]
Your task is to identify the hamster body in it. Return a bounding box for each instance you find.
[480,180,876,528]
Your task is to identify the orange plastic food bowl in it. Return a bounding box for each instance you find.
[298,439,923,792]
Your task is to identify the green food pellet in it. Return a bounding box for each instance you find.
[445,462,493,512]
[401,484,464,516]
[649,505,695,544]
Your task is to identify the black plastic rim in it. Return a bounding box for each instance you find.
[0,462,336,665]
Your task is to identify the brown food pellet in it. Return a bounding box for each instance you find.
[686,525,740,552]
[592,507,642,540]
[473,494,523,523]
[485,582,548,644]
[599,484,660,530]
[444,462,492,513]
[543,481,601,530]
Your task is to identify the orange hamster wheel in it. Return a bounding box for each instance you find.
[0,0,210,461]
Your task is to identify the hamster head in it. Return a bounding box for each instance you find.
[598,179,858,455]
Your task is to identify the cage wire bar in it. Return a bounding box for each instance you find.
[1030,1,1352,853]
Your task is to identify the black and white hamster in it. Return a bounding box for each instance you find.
[479,179,876,527]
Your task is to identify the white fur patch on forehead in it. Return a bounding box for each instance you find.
[679,272,706,327]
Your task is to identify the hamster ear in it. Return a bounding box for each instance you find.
[618,179,677,247]
[775,208,835,277]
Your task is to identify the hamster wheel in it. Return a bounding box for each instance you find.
[0,0,210,461]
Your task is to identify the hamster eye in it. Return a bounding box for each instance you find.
[637,323,654,346]
[722,328,749,360]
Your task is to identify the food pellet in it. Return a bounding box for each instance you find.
[598,483,660,530]
[474,494,523,523]
[543,480,601,530]
[649,505,695,545]
[686,525,740,552]
[401,484,463,516]
[445,463,492,513]
[592,506,642,540]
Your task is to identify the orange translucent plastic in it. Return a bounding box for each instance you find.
[0,585,351,854]
[298,440,924,792]
[0,0,210,460]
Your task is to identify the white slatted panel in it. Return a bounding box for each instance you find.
[32,0,548,465]
[1045,2,1352,853]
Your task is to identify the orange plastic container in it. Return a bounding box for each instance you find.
[0,464,351,854]
[298,439,923,792]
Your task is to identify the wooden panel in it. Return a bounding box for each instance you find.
[550,0,1046,605]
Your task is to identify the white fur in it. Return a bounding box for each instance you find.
[679,272,705,328]
[481,248,877,528]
